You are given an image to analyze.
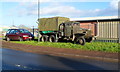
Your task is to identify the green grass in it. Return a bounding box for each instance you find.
[12,41,119,53]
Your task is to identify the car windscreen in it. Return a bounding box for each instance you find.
[19,29,30,33]
[6,29,11,33]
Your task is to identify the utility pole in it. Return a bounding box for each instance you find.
[38,0,39,19]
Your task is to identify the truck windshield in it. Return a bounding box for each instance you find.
[73,22,79,25]
[19,29,30,33]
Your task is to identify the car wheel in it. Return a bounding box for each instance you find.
[6,37,10,41]
[77,37,86,45]
[19,37,23,41]
[49,35,56,42]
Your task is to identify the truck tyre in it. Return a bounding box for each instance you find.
[77,37,86,45]
[41,35,48,42]
[87,37,93,43]
[49,35,56,42]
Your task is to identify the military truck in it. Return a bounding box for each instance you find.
[37,17,93,45]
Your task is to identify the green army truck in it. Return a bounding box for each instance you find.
[37,17,93,45]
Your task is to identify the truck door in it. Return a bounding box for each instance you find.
[73,22,81,34]
[59,23,65,36]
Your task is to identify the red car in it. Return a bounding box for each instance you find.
[5,29,34,41]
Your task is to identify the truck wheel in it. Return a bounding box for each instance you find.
[77,37,86,45]
[41,35,48,42]
[87,37,93,43]
[49,35,56,42]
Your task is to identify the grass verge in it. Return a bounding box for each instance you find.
[12,41,119,53]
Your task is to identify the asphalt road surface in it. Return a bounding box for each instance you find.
[0,48,118,70]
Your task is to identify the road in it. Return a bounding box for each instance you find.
[0,48,118,70]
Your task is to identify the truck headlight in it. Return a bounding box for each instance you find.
[23,35,29,37]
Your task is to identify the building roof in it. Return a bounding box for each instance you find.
[70,16,119,21]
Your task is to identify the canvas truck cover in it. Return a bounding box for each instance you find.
[38,17,70,31]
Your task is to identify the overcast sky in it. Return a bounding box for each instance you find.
[0,0,119,28]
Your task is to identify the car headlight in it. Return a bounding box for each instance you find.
[23,35,29,37]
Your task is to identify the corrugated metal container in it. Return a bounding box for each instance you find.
[97,21,119,39]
